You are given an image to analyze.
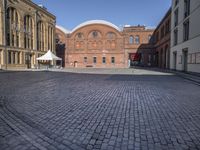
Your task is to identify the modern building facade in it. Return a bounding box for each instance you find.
[0,0,56,69]
[56,20,154,68]
[153,8,171,69]
[170,0,200,73]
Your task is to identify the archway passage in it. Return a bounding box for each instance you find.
[74,61,78,67]
[129,53,141,67]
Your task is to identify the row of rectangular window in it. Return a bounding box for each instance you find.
[173,19,189,46]
[8,51,21,64]
[173,0,190,46]
[84,57,115,64]
[174,0,190,28]
[7,33,45,51]
[155,19,170,42]
[129,36,140,44]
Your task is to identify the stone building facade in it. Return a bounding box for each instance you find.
[0,0,56,69]
[152,8,171,69]
[170,0,200,73]
[56,20,154,68]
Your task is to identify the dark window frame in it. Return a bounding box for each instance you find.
[183,19,189,41]
[174,8,179,27]
[102,57,106,64]
[111,57,115,64]
[93,57,97,64]
[174,29,178,46]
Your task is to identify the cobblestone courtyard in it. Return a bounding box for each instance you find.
[0,71,200,150]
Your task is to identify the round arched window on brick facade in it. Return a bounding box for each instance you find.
[88,30,102,39]
[135,35,140,44]
[129,36,134,44]
[92,31,98,38]
[107,32,116,39]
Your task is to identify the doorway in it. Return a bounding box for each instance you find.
[182,49,188,72]
[25,53,32,69]
[74,61,78,68]
[173,52,177,70]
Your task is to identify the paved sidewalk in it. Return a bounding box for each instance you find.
[1,67,200,85]
[51,68,174,75]
[135,67,200,86]
[172,71,200,85]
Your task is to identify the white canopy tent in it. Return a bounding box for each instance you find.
[37,50,62,68]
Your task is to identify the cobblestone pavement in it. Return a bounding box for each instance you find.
[0,71,200,150]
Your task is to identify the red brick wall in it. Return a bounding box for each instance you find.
[152,8,171,69]
[56,24,154,68]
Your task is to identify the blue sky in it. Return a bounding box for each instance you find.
[33,0,171,30]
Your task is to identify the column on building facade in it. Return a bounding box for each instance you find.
[165,46,169,69]
[46,23,55,65]
[37,21,43,51]
[33,12,38,66]
[15,52,18,64]
[53,27,55,52]
[50,26,52,50]
[24,15,34,50]
[159,50,161,68]
[0,50,2,67]
[13,9,16,47]
[162,49,165,68]
[0,5,3,45]
[10,51,13,64]
[47,25,49,50]
[21,52,24,64]
[34,12,37,50]
[8,8,11,46]
[47,24,55,52]
[42,22,45,51]
[43,22,47,51]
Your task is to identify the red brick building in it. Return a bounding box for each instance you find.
[56,20,154,68]
[152,8,171,69]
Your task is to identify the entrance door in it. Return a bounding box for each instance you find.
[155,52,159,67]
[74,61,78,67]
[173,52,177,70]
[25,53,31,69]
[182,49,188,72]
[129,53,141,66]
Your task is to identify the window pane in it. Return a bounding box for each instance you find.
[129,36,134,44]
[102,57,106,64]
[93,57,97,63]
[111,57,115,64]
[84,57,87,63]
[135,36,140,44]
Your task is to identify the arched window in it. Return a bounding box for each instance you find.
[107,32,115,39]
[92,31,98,38]
[76,32,84,39]
[88,30,102,39]
[129,36,134,44]
[24,15,34,49]
[135,35,140,44]
[6,7,20,47]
